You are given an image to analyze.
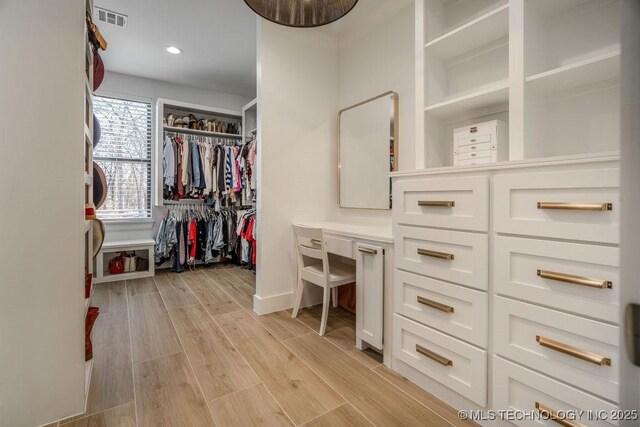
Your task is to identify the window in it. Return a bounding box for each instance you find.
[93,96,152,220]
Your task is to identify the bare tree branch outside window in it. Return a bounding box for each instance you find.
[93,96,152,220]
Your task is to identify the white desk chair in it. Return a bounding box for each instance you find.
[291,224,356,336]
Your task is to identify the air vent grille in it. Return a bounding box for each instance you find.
[95,7,127,28]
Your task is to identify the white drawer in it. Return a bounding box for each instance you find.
[325,235,353,259]
[455,157,494,166]
[455,142,492,154]
[454,133,492,147]
[395,270,488,347]
[493,357,619,427]
[454,121,496,141]
[393,314,487,406]
[494,168,620,244]
[495,235,620,323]
[393,175,488,232]
[456,150,493,162]
[494,297,619,403]
[395,225,488,290]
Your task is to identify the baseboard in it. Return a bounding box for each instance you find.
[253,292,294,315]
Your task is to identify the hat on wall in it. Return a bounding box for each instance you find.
[93,162,107,210]
[91,218,105,259]
[93,113,101,148]
[93,50,105,91]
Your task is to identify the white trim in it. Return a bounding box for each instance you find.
[252,291,293,315]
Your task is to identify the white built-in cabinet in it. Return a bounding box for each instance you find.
[355,243,384,350]
[416,0,621,168]
[390,0,623,422]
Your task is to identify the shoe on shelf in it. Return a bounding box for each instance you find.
[85,203,96,220]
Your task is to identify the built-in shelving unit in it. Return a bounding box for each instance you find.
[155,98,243,206]
[83,0,95,409]
[417,0,621,168]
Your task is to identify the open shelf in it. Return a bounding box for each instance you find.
[425,81,508,121]
[425,3,508,60]
[525,50,620,93]
[84,358,93,401]
[163,125,242,139]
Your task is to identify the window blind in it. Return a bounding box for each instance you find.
[93,96,152,220]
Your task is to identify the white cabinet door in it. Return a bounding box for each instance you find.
[356,243,384,349]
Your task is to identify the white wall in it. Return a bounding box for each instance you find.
[255,20,339,313]
[330,1,415,226]
[95,71,253,242]
[0,1,86,425]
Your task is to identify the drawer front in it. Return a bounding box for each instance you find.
[495,236,620,323]
[393,175,488,231]
[393,314,487,406]
[455,157,494,166]
[454,133,492,147]
[494,297,619,402]
[456,149,493,161]
[493,168,620,244]
[454,121,496,141]
[325,235,353,259]
[493,357,619,427]
[395,226,488,290]
[455,142,492,154]
[394,270,488,347]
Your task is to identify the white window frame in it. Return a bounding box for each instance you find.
[93,92,154,222]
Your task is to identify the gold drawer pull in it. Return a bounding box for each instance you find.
[535,402,586,427]
[537,202,613,211]
[310,239,322,245]
[415,344,453,367]
[536,335,611,366]
[417,248,454,260]
[418,200,455,207]
[417,296,454,313]
[358,247,378,255]
[537,269,612,289]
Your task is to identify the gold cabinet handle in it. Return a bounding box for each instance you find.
[310,239,322,245]
[417,248,454,260]
[536,335,611,366]
[418,200,455,207]
[537,202,613,211]
[535,402,586,427]
[417,296,454,313]
[537,269,612,289]
[415,344,453,367]
[358,247,378,255]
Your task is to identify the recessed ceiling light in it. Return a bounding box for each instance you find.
[166,46,182,55]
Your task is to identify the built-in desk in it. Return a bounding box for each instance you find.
[294,221,393,366]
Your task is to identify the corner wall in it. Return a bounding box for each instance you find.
[0,1,86,425]
[330,1,415,226]
[255,20,339,313]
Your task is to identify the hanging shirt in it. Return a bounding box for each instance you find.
[163,136,175,187]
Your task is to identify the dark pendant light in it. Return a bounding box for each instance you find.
[244,0,359,28]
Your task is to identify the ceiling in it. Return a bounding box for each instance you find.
[95,0,258,97]
[94,0,408,98]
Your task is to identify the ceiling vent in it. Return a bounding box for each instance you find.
[95,7,127,29]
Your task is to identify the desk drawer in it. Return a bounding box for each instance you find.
[393,175,488,232]
[325,235,353,259]
[493,168,620,244]
[393,314,487,406]
[395,270,488,347]
[455,142,492,154]
[495,235,620,323]
[494,297,619,403]
[395,225,488,290]
[493,357,619,427]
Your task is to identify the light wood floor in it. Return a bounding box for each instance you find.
[56,265,474,427]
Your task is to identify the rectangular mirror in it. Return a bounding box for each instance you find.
[339,91,398,209]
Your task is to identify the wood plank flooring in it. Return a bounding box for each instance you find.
[56,265,474,427]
